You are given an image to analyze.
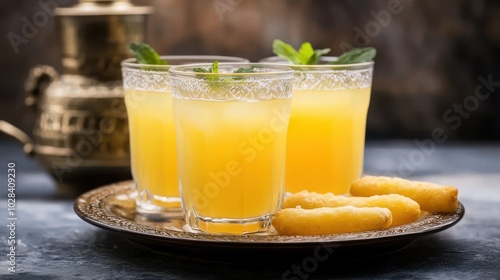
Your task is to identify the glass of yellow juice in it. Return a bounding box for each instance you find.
[169,63,293,234]
[121,56,248,214]
[260,56,374,195]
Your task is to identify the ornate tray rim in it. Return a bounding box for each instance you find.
[74,180,464,248]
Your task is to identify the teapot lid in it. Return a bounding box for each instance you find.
[56,0,152,16]
[53,0,151,80]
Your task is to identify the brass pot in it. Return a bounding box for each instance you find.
[0,0,151,197]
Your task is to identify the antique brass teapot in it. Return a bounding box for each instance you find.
[0,0,151,197]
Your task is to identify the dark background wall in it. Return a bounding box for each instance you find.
[1,0,499,140]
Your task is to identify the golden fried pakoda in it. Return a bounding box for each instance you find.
[351,176,458,213]
[272,206,392,236]
[284,191,420,227]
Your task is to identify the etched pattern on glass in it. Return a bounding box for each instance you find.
[293,68,373,90]
[121,68,172,92]
[170,77,293,101]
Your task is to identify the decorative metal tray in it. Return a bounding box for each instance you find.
[74,181,464,260]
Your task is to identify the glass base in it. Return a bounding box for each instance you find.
[133,189,182,217]
[185,213,274,235]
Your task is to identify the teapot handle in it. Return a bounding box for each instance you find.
[24,65,58,109]
[0,120,35,156]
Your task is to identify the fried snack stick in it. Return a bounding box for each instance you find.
[351,176,458,213]
[272,206,392,236]
[284,191,420,227]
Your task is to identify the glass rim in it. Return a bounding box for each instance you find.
[121,55,249,69]
[169,63,294,78]
[259,56,374,70]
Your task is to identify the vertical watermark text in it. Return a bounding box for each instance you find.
[6,162,17,273]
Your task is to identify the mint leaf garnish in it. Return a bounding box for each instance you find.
[331,47,376,65]
[233,66,255,73]
[211,60,219,73]
[298,42,330,65]
[273,40,330,65]
[194,62,256,80]
[297,42,315,64]
[193,68,209,73]
[273,40,301,64]
[192,62,258,85]
[231,66,255,80]
[272,40,376,65]
[129,42,167,65]
[314,48,332,63]
[193,61,221,82]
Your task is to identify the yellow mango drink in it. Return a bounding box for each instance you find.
[170,63,293,234]
[287,86,371,194]
[124,89,178,210]
[262,55,374,194]
[121,55,248,214]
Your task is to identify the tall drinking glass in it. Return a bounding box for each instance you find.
[170,63,293,234]
[261,56,374,195]
[121,56,248,214]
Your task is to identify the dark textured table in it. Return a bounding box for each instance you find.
[1,140,499,279]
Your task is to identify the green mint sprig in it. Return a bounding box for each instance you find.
[233,66,256,73]
[128,42,168,65]
[272,39,376,65]
[193,61,220,81]
[331,47,376,65]
[191,62,258,90]
[193,61,255,82]
[273,40,330,65]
